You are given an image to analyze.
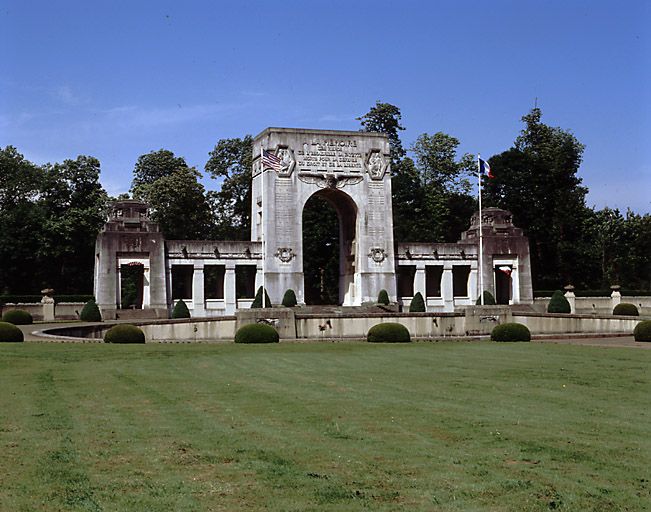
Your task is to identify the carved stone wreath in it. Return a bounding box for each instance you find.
[275,247,295,263]
[368,248,386,263]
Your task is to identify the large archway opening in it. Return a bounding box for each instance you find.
[302,189,357,305]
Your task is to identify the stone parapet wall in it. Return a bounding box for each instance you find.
[533,296,651,316]
[0,302,85,321]
[513,312,641,334]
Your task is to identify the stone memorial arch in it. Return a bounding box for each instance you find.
[251,128,397,306]
[94,127,533,319]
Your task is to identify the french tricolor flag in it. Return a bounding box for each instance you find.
[479,158,494,179]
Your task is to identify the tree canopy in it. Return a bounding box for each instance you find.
[0,147,108,294]
[0,104,648,296]
[205,135,253,240]
[484,108,589,288]
[131,149,189,194]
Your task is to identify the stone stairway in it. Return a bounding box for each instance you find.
[115,308,161,320]
[296,304,399,315]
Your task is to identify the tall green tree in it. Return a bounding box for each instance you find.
[130,149,213,240]
[0,147,46,293]
[131,149,189,195]
[40,156,109,292]
[358,101,406,162]
[582,208,651,290]
[0,147,108,294]
[142,166,213,240]
[205,136,253,240]
[357,102,476,244]
[410,132,476,242]
[484,108,588,288]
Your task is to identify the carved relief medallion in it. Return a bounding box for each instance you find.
[368,248,386,263]
[275,147,295,177]
[365,150,388,180]
[275,247,295,263]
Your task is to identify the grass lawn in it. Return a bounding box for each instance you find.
[0,341,649,511]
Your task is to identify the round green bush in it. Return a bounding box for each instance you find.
[613,303,639,316]
[476,290,496,305]
[547,290,571,314]
[491,322,531,342]
[251,287,272,309]
[104,324,145,344]
[409,292,425,313]
[234,323,279,344]
[172,299,190,319]
[1,309,33,325]
[377,289,390,305]
[281,289,297,307]
[633,320,651,342]
[79,299,102,322]
[367,322,411,343]
[0,321,24,342]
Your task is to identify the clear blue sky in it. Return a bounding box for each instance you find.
[2,0,649,213]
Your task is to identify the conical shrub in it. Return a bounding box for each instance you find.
[251,287,272,308]
[80,299,102,322]
[409,292,425,312]
[172,299,191,318]
[281,289,297,307]
[547,290,571,313]
[377,289,390,305]
[476,290,496,305]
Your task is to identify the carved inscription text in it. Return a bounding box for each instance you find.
[297,139,363,171]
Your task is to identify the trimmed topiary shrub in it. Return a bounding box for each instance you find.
[281,289,297,307]
[613,303,639,316]
[367,322,411,343]
[251,287,272,309]
[377,289,390,305]
[104,324,145,344]
[491,322,531,342]
[409,292,425,312]
[476,290,496,305]
[633,320,651,342]
[172,299,191,319]
[80,299,102,322]
[234,323,279,344]
[1,309,33,325]
[0,321,24,342]
[547,290,571,314]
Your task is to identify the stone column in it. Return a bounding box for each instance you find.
[192,262,206,317]
[254,263,263,293]
[468,267,478,303]
[610,285,621,313]
[441,264,454,312]
[564,285,576,314]
[511,262,520,303]
[224,264,236,315]
[414,263,426,300]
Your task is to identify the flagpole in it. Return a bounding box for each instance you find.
[261,145,266,308]
[477,154,484,306]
